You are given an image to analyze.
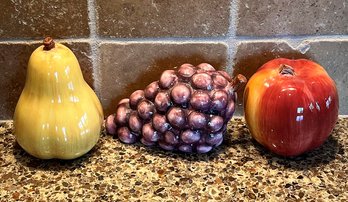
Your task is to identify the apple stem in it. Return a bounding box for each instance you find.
[232,74,247,92]
[43,37,55,51]
[279,64,295,76]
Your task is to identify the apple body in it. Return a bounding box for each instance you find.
[244,58,339,157]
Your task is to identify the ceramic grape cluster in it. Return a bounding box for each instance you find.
[106,63,246,153]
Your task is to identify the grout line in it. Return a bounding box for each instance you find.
[0,38,92,44]
[1,35,348,44]
[87,0,102,97]
[226,0,239,73]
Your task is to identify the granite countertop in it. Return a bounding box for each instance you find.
[0,118,347,201]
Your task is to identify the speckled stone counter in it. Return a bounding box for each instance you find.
[0,118,347,201]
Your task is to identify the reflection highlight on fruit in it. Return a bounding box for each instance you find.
[14,37,104,159]
[106,63,247,153]
[244,58,339,157]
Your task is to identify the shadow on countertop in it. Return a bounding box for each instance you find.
[251,135,344,171]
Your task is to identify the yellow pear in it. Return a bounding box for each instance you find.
[14,37,104,159]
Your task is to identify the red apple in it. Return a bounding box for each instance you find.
[244,58,339,157]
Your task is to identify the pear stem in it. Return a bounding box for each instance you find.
[43,37,55,50]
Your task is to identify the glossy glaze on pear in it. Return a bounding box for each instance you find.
[14,37,104,159]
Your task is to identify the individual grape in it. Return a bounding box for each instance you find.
[178,144,193,153]
[137,100,155,120]
[166,107,186,128]
[144,81,160,100]
[217,70,232,82]
[197,63,215,72]
[205,132,223,146]
[105,114,116,135]
[118,127,137,144]
[118,98,130,106]
[208,115,224,132]
[215,135,224,147]
[158,141,175,151]
[190,91,211,111]
[212,73,228,89]
[211,90,228,112]
[159,70,178,89]
[141,138,156,146]
[177,64,196,80]
[170,83,191,105]
[129,90,145,109]
[181,129,201,144]
[188,111,207,129]
[191,73,212,90]
[196,144,213,153]
[164,131,179,145]
[224,101,235,120]
[154,91,171,112]
[128,112,142,133]
[115,103,131,126]
[142,123,160,142]
[152,113,170,133]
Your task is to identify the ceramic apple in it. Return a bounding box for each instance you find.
[244,58,339,157]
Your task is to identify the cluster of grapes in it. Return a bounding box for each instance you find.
[106,63,246,153]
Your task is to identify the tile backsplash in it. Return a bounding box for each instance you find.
[0,0,347,119]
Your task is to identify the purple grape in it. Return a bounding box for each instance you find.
[129,90,144,109]
[118,98,130,106]
[196,144,213,153]
[152,113,170,133]
[144,81,160,100]
[224,101,235,120]
[164,131,179,145]
[166,107,186,128]
[218,70,232,82]
[197,63,215,72]
[205,132,223,146]
[190,91,211,111]
[211,90,228,112]
[115,103,131,126]
[141,138,156,146]
[118,127,137,144]
[106,114,116,135]
[215,136,224,147]
[188,111,207,129]
[137,100,155,120]
[178,144,193,153]
[181,129,201,144]
[158,141,175,151]
[128,112,142,133]
[212,73,228,89]
[177,64,196,80]
[191,73,212,90]
[154,91,171,112]
[170,83,191,105]
[142,123,160,142]
[159,70,178,89]
[208,115,224,132]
